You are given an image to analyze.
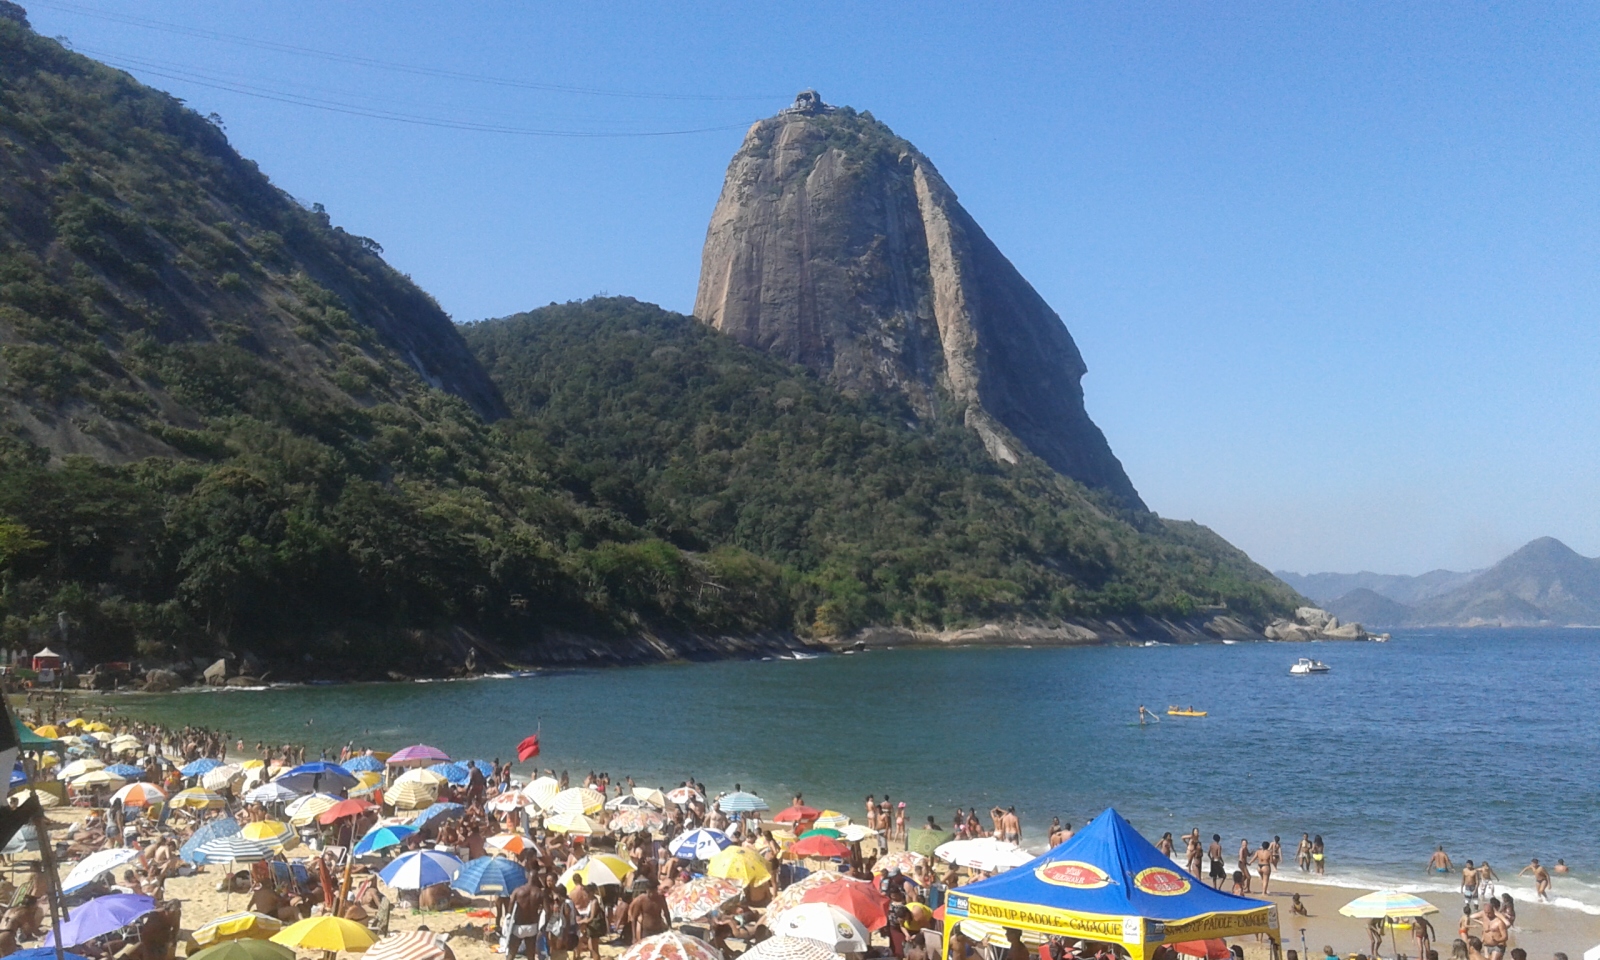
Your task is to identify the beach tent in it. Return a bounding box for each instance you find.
[943,809,1280,960]
[14,717,63,752]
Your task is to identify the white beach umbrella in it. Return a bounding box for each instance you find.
[933,837,1032,872]
[62,847,141,892]
[770,903,870,954]
[526,776,561,810]
[245,781,301,804]
[202,764,245,791]
[394,768,447,787]
[549,787,605,815]
[745,936,844,960]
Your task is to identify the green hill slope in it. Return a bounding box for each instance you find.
[465,298,1298,635]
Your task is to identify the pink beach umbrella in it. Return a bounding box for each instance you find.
[386,745,451,766]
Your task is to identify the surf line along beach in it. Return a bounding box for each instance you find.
[9,696,1600,960]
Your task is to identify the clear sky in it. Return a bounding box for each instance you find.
[23,1,1600,576]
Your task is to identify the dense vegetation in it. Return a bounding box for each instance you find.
[466,298,1299,636]
[0,15,1297,674]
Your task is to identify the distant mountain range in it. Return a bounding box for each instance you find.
[1277,538,1600,628]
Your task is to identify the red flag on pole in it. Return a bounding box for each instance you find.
[517,733,540,762]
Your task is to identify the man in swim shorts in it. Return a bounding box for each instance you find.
[1461,861,1479,909]
[1518,858,1551,902]
[1208,835,1226,890]
[1429,846,1453,875]
[1472,899,1508,960]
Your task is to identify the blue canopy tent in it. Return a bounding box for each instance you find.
[944,809,1279,960]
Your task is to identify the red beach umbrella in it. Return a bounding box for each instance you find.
[773,805,820,823]
[1173,941,1230,960]
[800,877,890,930]
[318,798,376,825]
[789,835,851,859]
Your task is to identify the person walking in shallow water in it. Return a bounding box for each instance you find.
[1207,834,1226,890]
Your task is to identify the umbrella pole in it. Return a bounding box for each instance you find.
[22,760,69,960]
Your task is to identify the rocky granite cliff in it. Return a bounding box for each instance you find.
[695,93,1144,509]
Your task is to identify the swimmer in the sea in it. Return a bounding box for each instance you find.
[1430,846,1454,875]
[1517,859,1551,903]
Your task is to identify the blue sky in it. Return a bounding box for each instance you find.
[23,1,1600,575]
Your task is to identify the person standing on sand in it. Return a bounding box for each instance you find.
[1413,913,1436,960]
[1517,859,1551,902]
[1187,833,1204,878]
[1472,900,1508,960]
[1207,835,1226,890]
[1270,836,1282,869]
[1237,839,1252,891]
[1253,841,1274,894]
[1430,846,1454,875]
[1297,834,1313,872]
[1462,861,1479,908]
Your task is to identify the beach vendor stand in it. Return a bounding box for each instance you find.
[942,809,1280,960]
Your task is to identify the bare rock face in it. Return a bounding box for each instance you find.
[696,94,1144,508]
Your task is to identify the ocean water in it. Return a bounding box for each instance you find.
[107,628,1600,912]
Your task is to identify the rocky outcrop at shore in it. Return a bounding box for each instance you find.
[830,613,1266,651]
[1264,606,1372,642]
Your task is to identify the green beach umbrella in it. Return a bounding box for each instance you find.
[189,939,295,960]
[908,829,954,856]
[798,828,843,840]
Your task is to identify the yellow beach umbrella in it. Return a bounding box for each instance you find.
[192,911,284,946]
[83,722,112,733]
[348,771,382,797]
[526,776,561,810]
[270,916,376,953]
[631,787,667,809]
[241,820,299,850]
[393,768,446,787]
[284,793,340,824]
[32,725,62,739]
[171,787,227,810]
[559,853,634,888]
[551,787,605,815]
[544,812,606,836]
[36,754,58,769]
[814,810,850,829]
[66,718,87,729]
[387,779,437,810]
[1339,891,1439,919]
[707,846,771,887]
[240,759,265,770]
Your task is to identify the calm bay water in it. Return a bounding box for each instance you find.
[109,628,1600,911]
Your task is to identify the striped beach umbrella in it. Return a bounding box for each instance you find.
[244,782,300,805]
[11,789,59,809]
[484,832,532,856]
[631,787,667,809]
[717,791,769,813]
[394,767,448,787]
[386,744,450,766]
[544,811,606,836]
[171,786,228,810]
[453,856,527,896]
[349,771,383,797]
[1339,890,1439,918]
[181,758,224,778]
[550,787,605,815]
[284,793,340,824]
[379,849,462,890]
[813,810,851,830]
[559,853,635,888]
[669,828,731,860]
[110,782,166,808]
[665,877,743,921]
[239,820,298,851]
[190,912,284,947]
[202,764,245,791]
[619,932,722,960]
[745,937,844,960]
[526,776,561,809]
[364,932,450,960]
[387,779,437,811]
[59,758,105,779]
[70,769,126,789]
[195,834,273,865]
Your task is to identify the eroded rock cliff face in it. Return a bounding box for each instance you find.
[696,96,1144,508]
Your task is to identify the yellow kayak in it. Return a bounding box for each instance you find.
[1166,707,1207,717]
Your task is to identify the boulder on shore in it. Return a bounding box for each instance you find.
[143,669,182,692]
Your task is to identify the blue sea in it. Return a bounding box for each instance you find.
[106,628,1600,912]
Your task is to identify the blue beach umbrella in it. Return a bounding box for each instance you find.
[180,816,242,864]
[379,849,462,890]
[427,762,471,785]
[10,763,26,787]
[105,764,144,779]
[43,894,156,947]
[181,757,223,778]
[409,802,466,831]
[453,856,527,896]
[669,828,732,860]
[354,824,418,856]
[463,759,494,776]
[275,761,357,794]
[343,755,385,773]
[717,791,769,813]
[13,949,91,960]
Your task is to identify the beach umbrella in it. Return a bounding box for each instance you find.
[240,820,298,851]
[798,828,843,840]
[343,755,385,773]
[111,782,166,808]
[486,789,538,812]
[317,797,375,825]
[559,853,635,888]
[104,763,145,779]
[745,936,844,960]
[814,810,851,830]
[70,769,126,789]
[387,744,450,766]
[195,834,274,865]
[666,786,703,805]
[189,941,294,960]
[669,827,732,860]
[427,762,471,785]
[66,718,88,728]
[630,786,666,809]
[202,764,245,791]
[59,758,105,779]
[484,832,532,856]
[276,761,357,794]
[171,787,227,810]
[379,849,463,890]
[606,793,645,810]
[3,823,38,855]
[180,817,243,864]
[523,775,560,808]
[544,811,606,836]
[271,916,376,953]
[61,847,142,893]
[354,824,418,856]
[717,791,769,813]
[619,931,722,960]
[12,788,60,809]
[550,787,605,815]
[387,778,437,810]
[801,877,890,930]
[394,767,448,787]
[773,804,820,824]
[790,835,851,859]
[244,781,300,805]
[107,735,142,754]
[409,801,466,830]
[1173,941,1231,960]
[190,912,284,946]
[771,902,870,954]
[182,757,224,778]
[838,824,874,843]
[1339,891,1439,918]
[83,722,112,733]
[365,932,451,960]
[908,828,953,856]
[766,873,857,918]
[453,856,527,896]
[871,851,926,874]
[284,792,341,823]
[32,725,63,738]
[11,950,88,960]
[666,877,744,921]
[349,770,383,798]
[933,837,1031,872]
[240,759,266,771]
[43,893,156,948]
[610,808,666,835]
[706,846,771,887]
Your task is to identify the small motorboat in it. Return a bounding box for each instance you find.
[1166,706,1207,717]
[1289,657,1330,675]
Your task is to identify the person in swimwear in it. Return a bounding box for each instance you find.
[1254,841,1275,894]
[1430,846,1454,875]
[1207,835,1226,890]
[1311,835,1325,875]
[1297,834,1312,872]
[1517,860,1551,902]
[1462,861,1480,909]
[1138,705,1157,726]
[1553,859,1569,875]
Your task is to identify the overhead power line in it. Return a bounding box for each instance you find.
[33,0,784,103]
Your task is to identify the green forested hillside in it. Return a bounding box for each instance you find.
[465,298,1298,635]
